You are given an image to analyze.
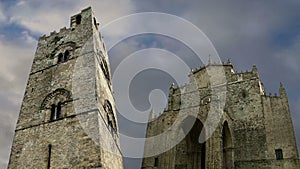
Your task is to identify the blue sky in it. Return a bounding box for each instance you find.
[1,0,300,169]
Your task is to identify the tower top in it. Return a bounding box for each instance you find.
[9,7,123,169]
[40,6,99,40]
[70,6,93,27]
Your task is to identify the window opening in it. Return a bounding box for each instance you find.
[154,157,158,167]
[47,144,52,169]
[56,102,62,119]
[57,53,63,63]
[275,149,283,160]
[76,15,82,25]
[64,50,70,61]
[50,104,56,121]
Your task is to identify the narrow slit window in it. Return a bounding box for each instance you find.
[56,102,62,119]
[76,15,82,25]
[94,17,98,29]
[275,149,283,160]
[50,104,56,121]
[154,157,159,167]
[47,144,52,169]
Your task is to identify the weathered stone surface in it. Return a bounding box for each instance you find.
[142,63,300,169]
[8,7,123,169]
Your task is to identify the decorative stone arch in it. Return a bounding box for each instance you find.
[175,116,206,169]
[41,88,72,110]
[49,41,77,63]
[41,88,72,122]
[103,100,117,132]
[222,121,234,169]
[200,94,220,106]
[100,58,110,81]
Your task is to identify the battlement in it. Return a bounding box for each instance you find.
[39,6,99,41]
[32,7,105,75]
[186,61,260,91]
[39,27,72,41]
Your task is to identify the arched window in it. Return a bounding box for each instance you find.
[57,53,63,63]
[103,100,116,132]
[101,59,110,80]
[50,102,62,121]
[56,102,62,119]
[176,117,206,169]
[50,104,56,121]
[76,15,82,25]
[223,122,233,169]
[41,89,71,121]
[64,50,70,61]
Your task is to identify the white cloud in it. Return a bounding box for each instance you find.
[0,33,35,169]
[8,1,73,34]
[6,0,134,34]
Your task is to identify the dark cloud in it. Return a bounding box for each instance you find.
[118,1,300,168]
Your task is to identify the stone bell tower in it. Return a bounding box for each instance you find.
[8,7,123,169]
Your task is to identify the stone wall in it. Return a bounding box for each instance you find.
[142,64,300,169]
[8,7,123,169]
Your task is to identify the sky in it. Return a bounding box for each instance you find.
[1,0,300,169]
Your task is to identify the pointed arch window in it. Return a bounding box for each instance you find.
[57,53,63,63]
[50,103,62,121]
[57,50,71,64]
[103,100,117,133]
[64,50,70,61]
[223,122,233,169]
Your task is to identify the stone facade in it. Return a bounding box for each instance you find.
[142,62,300,169]
[8,7,123,169]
